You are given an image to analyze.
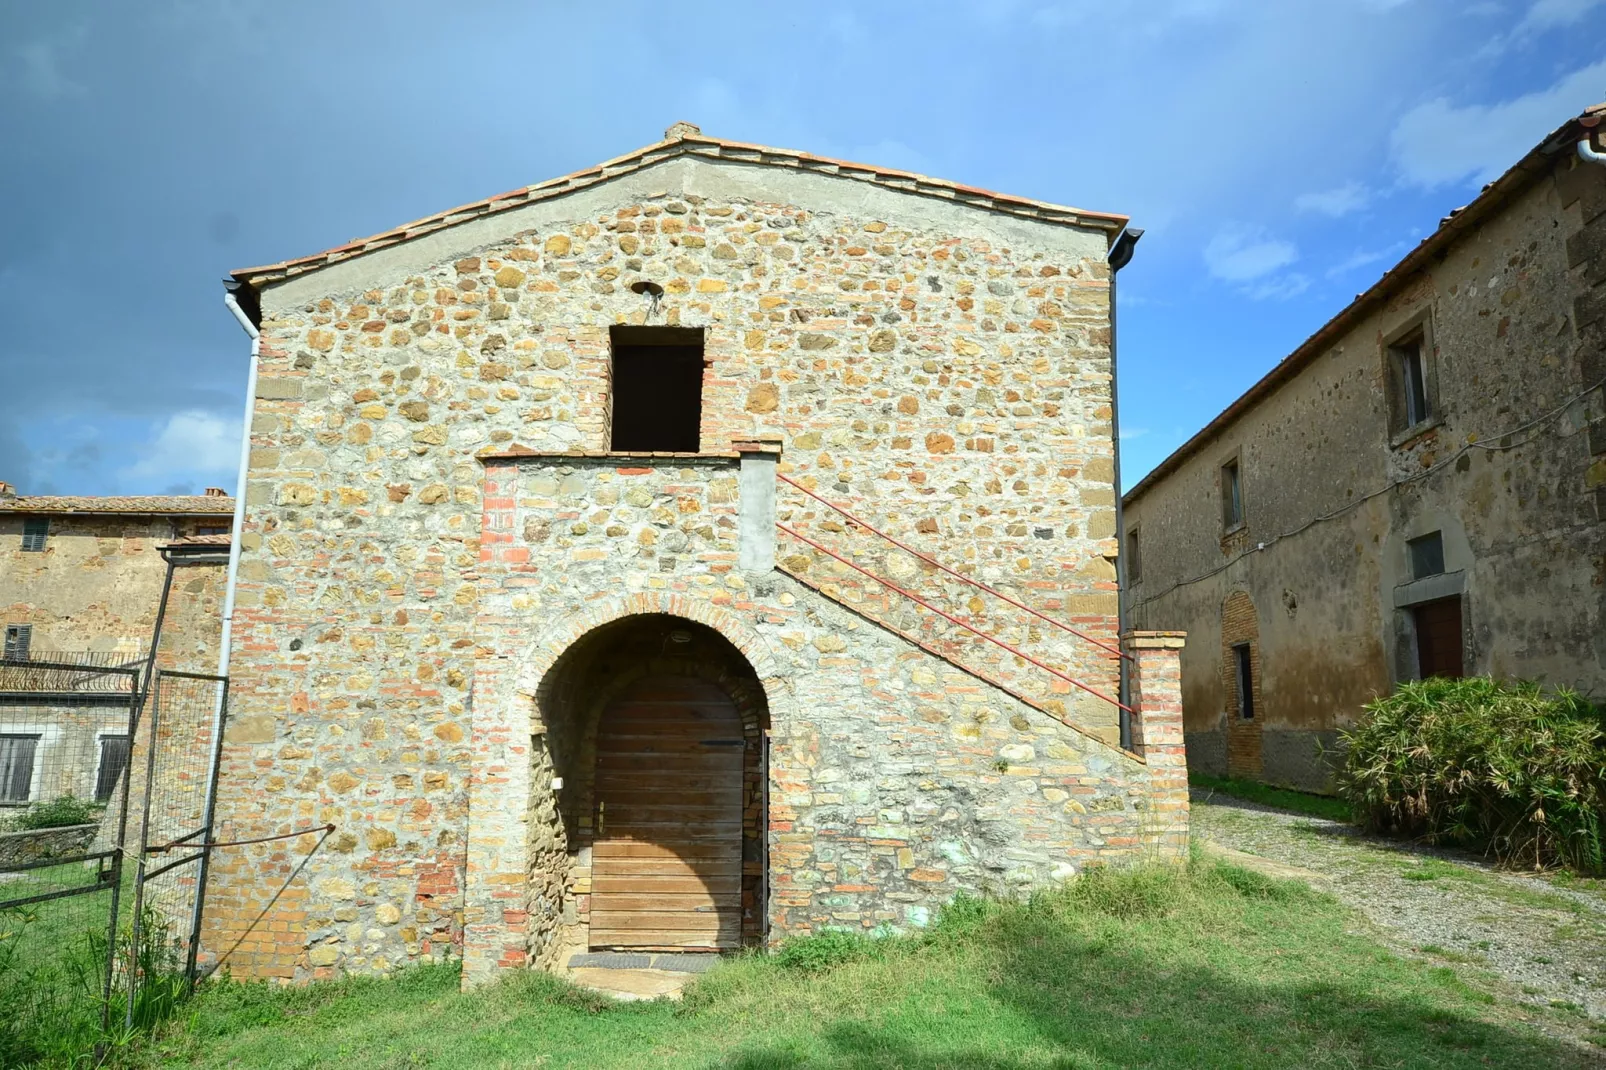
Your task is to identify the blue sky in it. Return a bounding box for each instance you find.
[2,0,1603,496]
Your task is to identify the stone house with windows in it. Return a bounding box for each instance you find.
[1122,104,1606,792]
[0,484,232,811]
[208,122,1188,986]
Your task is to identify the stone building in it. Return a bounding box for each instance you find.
[0,485,233,810]
[208,123,1188,985]
[1122,105,1606,792]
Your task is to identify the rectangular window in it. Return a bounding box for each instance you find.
[1387,327,1435,437]
[3,624,30,661]
[1221,459,1244,532]
[1126,527,1141,585]
[1233,644,1255,720]
[196,526,230,536]
[21,518,49,552]
[95,735,130,803]
[0,735,39,803]
[1408,531,1445,579]
[608,326,706,452]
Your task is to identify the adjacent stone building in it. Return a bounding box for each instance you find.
[0,485,233,810]
[208,123,1188,986]
[1122,104,1606,792]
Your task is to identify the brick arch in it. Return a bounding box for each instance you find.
[510,592,787,708]
[1220,589,1263,778]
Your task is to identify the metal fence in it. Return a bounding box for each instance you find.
[0,653,142,1060]
[0,655,228,1061]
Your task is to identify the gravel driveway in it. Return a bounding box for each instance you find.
[1191,788,1606,1031]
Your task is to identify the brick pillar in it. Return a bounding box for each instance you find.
[1124,630,1189,859]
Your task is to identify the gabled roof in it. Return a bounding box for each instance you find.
[1124,102,1605,507]
[0,494,235,516]
[230,123,1129,292]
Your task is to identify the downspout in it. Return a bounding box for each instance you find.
[189,289,259,961]
[1106,228,1143,751]
[1580,136,1606,167]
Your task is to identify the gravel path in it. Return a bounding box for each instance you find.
[1191,788,1606,1027]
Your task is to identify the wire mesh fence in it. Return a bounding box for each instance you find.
[0,656,229,1063]
[0,653,141,1065]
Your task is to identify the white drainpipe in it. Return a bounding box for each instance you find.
[219,292,260,690]
[1580,136,1606,167]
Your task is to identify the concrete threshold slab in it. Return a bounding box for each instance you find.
[566,952,727,1001]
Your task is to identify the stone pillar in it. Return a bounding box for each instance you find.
[1124,630,1189,859]
[734,439,782,574]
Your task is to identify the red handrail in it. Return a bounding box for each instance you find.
[777,523,1133,714]
[777,473,1129,662]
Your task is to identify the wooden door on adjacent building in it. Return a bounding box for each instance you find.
[1414,597,1464,680]
[590,676,744,950]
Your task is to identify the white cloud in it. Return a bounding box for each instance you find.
[1244,273,1312,301]
[1518,0,1603,32]
[1390,57,1606,187]
[1203,224,1298,282]
[1119,426,1150,441]
[121,411,241,485]
[1295,181,1370,217]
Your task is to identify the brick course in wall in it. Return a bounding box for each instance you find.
[207,143,1186,984]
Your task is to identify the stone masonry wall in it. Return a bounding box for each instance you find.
[211,157,1133,982]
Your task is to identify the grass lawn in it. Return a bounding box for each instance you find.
[1189,773,1353,822]
[128,858,1600,1070]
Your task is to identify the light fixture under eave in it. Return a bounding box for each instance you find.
[630,280,665,297]
[668,629,693,644]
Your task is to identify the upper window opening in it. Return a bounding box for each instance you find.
[1408,531,1445,580]
[1126,527,1142,585]
[1387,326,1436,438]
[1221,459,1244,532]
[21,518,48,552]
[3,624,30,662]
[608,326,706,452]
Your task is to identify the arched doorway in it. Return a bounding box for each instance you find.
[592,675,744,949]
[534,614,767,956]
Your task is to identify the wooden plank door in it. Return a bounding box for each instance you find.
[1414,597,1464,680]
[590,676,744,950]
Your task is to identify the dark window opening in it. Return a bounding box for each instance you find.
[608,326,706,452]
[1388,328,1434,436]
[1233,643,1255,720]
[1408,531,1445,579]
[21,518,48,552]
[196,525,230,536]
[1126,528,1141,585]
[1221,460,1243,532]
[3,624,30,662]
[95,735,130,803]
[0,735,39,803]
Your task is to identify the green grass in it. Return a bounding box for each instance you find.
[124,858,1600,1070]
[1190,773,1353,822]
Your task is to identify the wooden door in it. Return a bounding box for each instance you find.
[590,676,744,950]
[1414,597,1464,680]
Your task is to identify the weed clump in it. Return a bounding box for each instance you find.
[1337,676,1606,873]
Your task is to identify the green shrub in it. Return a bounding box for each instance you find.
[16,794,102,831]
[1336,677,1606,873]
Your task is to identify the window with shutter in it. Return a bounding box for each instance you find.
[3,625,31,661]
[0,735,40,803]
[21,518,49,552]
[95,735,130,803]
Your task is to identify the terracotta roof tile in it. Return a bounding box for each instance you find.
[232,127,1128,289]
[161,532,233,548]
[0,494,235,516]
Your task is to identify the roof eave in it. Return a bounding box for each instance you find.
[229,134,1129,294]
